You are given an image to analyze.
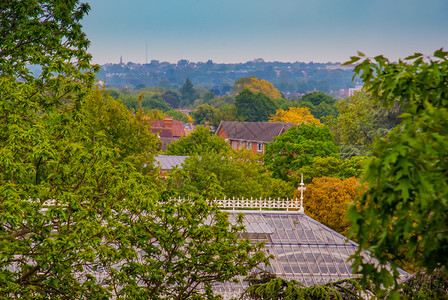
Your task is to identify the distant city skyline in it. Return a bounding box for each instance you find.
[82,0,448,65]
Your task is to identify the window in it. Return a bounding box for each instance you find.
[257,143,263,152]
[247,141,252,150]
[239,141,244,149]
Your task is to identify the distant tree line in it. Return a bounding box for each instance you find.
[98,58,360,95]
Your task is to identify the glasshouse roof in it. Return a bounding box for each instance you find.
[212,197,410,299]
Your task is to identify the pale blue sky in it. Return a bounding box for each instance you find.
[82,0,448,64]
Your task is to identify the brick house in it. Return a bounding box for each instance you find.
[148,116,185,151]
[216,121,294,154]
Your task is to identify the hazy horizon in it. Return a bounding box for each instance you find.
[82,0,448,65]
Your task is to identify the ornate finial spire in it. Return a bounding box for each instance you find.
[297,173,306,213]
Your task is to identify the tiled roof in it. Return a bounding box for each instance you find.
[149,118,185,138]
[217,121,294,143]
[171,121,186,138]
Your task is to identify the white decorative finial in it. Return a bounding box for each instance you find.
[297,173,306,214]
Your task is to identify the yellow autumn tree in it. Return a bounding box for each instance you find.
[295,177,365,234]
[234,76,282,99]
[269,107,322,126]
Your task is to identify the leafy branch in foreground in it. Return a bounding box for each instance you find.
[241,274,369,300]
[345,49,448,297]
[400,267,448,299]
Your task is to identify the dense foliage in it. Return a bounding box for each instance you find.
[0,77,159,298]
[290,156,367,185]
[0,0,97,83]
[0,2,268,298]
[234,76,282,99]
[264,125,339,180]
[174,150,296,200]
[296,92,338,121]
[235,89,278,122]
[179,77,200,106]
[108,197,267,299]
[345,49,448,296]
[166,126,231,156]
[269,107,321,126]
[190,104,220,126]
[334,90,402,155]
[242,275,367,300]
[299,177,365,235]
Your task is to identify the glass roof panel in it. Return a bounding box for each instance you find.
[229,213,274,234]
[219,211,409,298]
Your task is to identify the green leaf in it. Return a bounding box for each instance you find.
[405,53,423,60]
[433,48,448,59]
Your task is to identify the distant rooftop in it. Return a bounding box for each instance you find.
[217,121,294,143]
[154,155,188,171]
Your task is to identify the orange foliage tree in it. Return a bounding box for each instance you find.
[269,107,322,126]
[295,177,365,235]
[234,76,282,99]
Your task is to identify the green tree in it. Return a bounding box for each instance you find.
[297,81,312,94]
[166,126,231,156]
[108,196,268,299]
[179,77,199,106]
[345,50,448,296]
[176,150,295,199]
[243,276,366,300]
[135,83,146,89]
[0,5,106,297]
[209,94,235,109]
[290,155,367,186]
[298,92,338,121]
[314,101,338,120]
[166,109,193,124]
[191,104,219,126]
[0,2,268,298]
[264,125,339,180]
[235,89,277,122]
[292,156,343,184]
[161,92,180,108]
[84,89,160,163]
[217,104,244,122]
[0,0,97,83]
[119,93,139,110]
[141,94,170,112]
[300,92,335,107]
[335,90,402,153]
[144,108,166,120]
[203,91,216,103]
[0,82,160,298]
[339,156,367,179]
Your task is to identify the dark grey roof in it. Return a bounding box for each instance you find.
[217,121,294,143]
[154,155,188,171]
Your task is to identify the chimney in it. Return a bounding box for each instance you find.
[164,115,173,129]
